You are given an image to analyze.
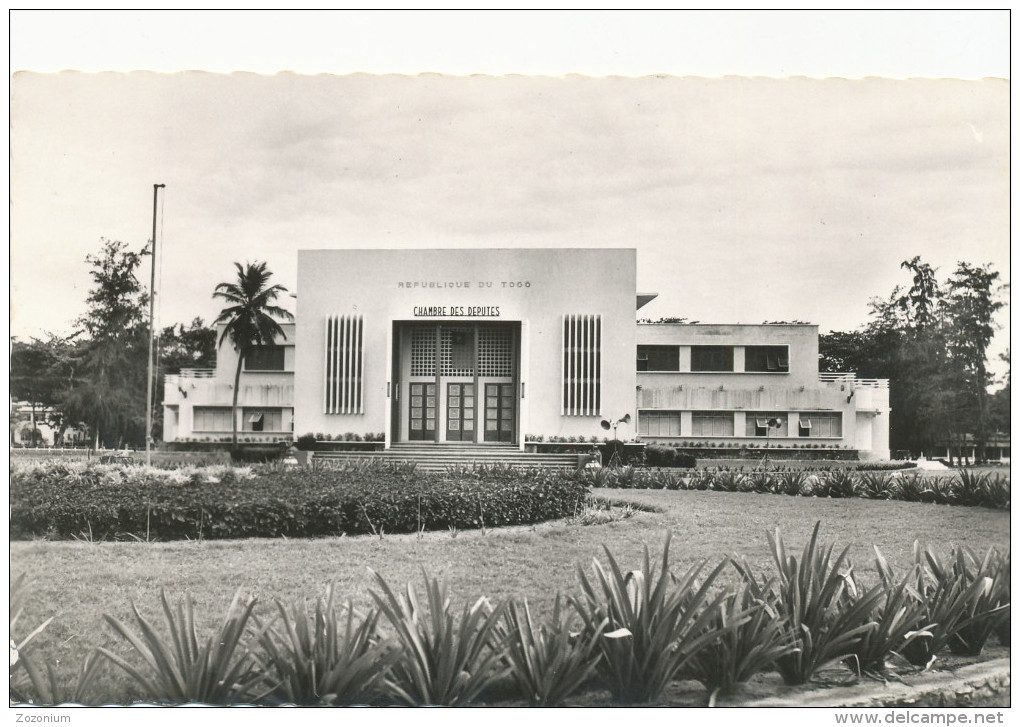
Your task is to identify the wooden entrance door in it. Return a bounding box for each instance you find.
[408,382,437,441]
[445,383,476,441]
[484,383,514,443]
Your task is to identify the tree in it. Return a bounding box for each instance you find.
[943,263,1006,462]
[988,349,1010,436]
[158,318,217,373]
[60,239,150,448]
[213,262,293,449]
[11,337,60,444]
[819,257,1006,463]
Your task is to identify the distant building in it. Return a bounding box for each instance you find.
[928,434,1010,464]
[162,323,296,444]
[163,248,891,460]
[9,401,87,447]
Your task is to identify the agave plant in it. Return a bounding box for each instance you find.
[857,472,899,500]
[10,573,106,705]
[896,474,931,503]
[945,547,1010,656]
[777,470,808,496]
[711,470,745,493]
[845,548,932,676]
[743,471,776,494]
[821,470,858,499]
[734,522,884,685]
[369,570,509,706]
[957,471,1011,510]
[100,590,263,704]
[498,595,604,705]
[900,543,1009,666]
[255,585,396,705]
[683,579,799,700]
[571,534,733,703]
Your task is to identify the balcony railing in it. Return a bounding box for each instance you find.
[176,368,216,378]
[819,372,889,389]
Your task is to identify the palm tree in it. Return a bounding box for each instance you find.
[213,262,293,449]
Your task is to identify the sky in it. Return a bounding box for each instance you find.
[9,11,1011,379]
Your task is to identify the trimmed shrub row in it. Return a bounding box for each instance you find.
[11,525,1010,706]
[9,460,589,542]
[579,467,1010,510]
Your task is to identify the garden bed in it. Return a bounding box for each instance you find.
[9,490,1010,707]
[9,460,588,541]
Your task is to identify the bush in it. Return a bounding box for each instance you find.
[643,445,696,468]
[10,460,590,541]
[230,445,286,464]
[294,433,318,451]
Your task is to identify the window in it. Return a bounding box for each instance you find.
[691,346,734,372]
[746,412,788,437]
[798,412,841,438]
[245,345,286,371]
[637,345,680,372]
[745,345,789,373]
[324,315,364,414]
[243,408,284,432]
[193,407,233,432]
[562,314,601,416]
[692,411,735,437]
[639,411,680,436]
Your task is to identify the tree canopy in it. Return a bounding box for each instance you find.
[213,261,293,448]
[819,257,1007,461]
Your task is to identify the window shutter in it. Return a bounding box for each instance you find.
[562,314,601,416]
[324,315,364,414]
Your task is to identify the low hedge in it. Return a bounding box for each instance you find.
[9,461,589,541]
[643,445,697,468]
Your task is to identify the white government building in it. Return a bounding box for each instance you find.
[163,248,891,460]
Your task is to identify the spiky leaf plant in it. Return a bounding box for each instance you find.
[683,579,799,699]
[845,548,932,676]
[369,570,509,706]
[900,543,1007,666]
[711,470,745,492]
[10,573,107,705]
[945,547,1010,656]
[857,472,899,500]
[13,650,107,706]
[571,534,734,703]
[498,595,604,705]
[896,474,930,503]
[994,551,1010,646]
[821,470,858,499]
[734,522,884,685]
[778,470,808,496]
[255,585,397,705]
[100,590,263,704]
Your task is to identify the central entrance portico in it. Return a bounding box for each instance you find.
[391,321,520,444]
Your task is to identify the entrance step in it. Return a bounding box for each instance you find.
[312,445,579,472]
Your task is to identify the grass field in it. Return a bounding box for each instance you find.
[10,488,1010,704]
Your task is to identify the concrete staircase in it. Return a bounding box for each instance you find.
[312,443,580,472]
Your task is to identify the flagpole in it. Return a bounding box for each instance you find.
[146,183,165,466]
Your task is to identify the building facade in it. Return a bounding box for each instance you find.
[294,248,638,446]
[162,248,892,459]
[636,323,890,459]
[162,323,296,444]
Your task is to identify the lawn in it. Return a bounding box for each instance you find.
[10,488,1010,705]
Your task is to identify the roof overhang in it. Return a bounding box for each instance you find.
[636,292,658,310]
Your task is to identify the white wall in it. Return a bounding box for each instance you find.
[295,248,637,443]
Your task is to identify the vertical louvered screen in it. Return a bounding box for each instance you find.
[323,315,364,414]
[562,314,601,416]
